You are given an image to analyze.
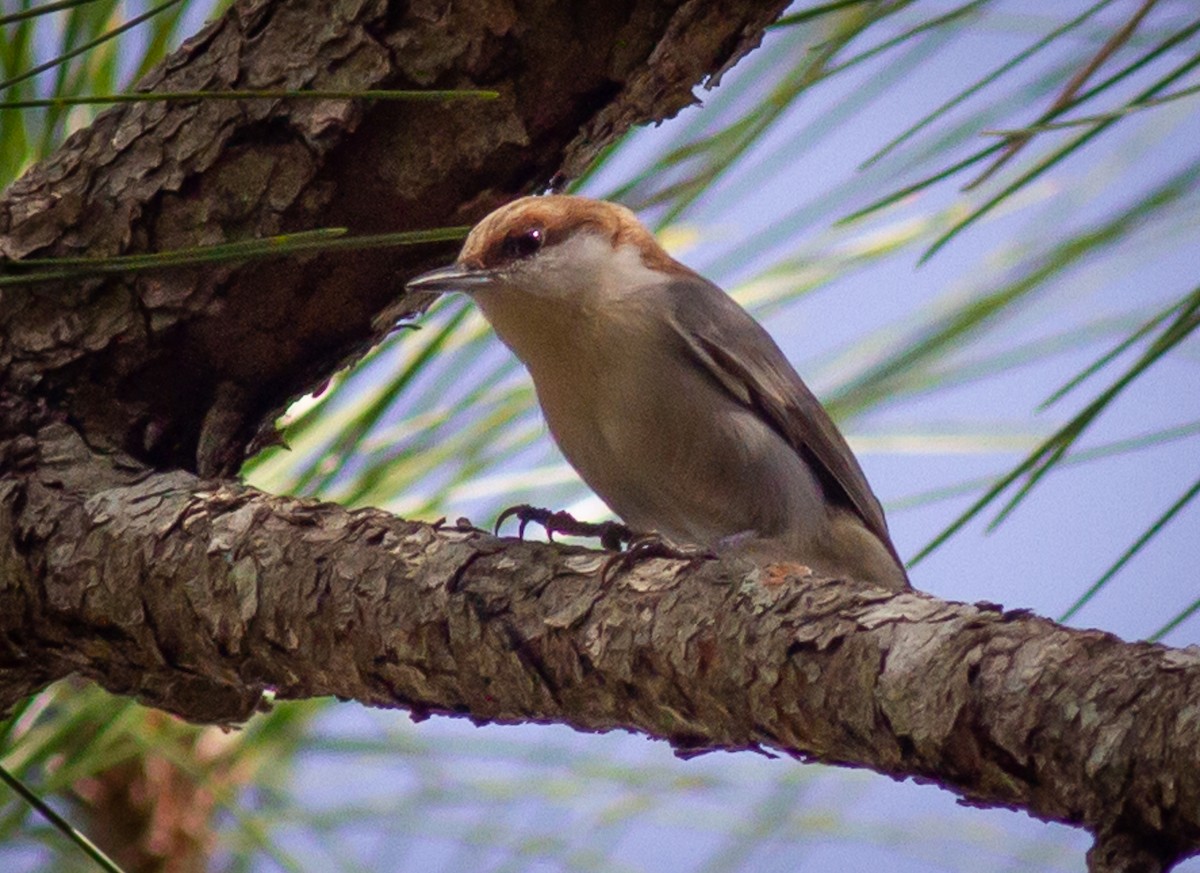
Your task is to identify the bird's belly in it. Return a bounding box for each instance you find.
[535,366,827,549]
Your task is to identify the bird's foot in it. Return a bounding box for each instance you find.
[601,532,717,585]
[494,504,633,551]
[493,506,715,582]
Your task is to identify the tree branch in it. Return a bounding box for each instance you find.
[2,421,1198,870]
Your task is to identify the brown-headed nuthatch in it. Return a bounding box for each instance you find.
[407,196,909,589]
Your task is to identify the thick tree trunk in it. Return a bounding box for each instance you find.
[1,2,1197,872]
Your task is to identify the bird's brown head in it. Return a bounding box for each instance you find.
[406,195,691,303]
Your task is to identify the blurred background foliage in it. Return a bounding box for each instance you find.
[1,0,1198,870]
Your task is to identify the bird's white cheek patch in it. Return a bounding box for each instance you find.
[520,233,661,303]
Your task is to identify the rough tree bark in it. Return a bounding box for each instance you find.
[0,2,1197,872]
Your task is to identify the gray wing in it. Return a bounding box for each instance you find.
[660,275,902,567]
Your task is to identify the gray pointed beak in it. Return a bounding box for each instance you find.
[405,263,496,294]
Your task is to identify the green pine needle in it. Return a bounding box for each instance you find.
[1151,596,1200,642]
[1061,475,1200,624]
[0,763,127,873]
[1,226,469,286]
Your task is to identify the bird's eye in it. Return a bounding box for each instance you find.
[501,227,544,261]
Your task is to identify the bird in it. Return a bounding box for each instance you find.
[406,195,909,590]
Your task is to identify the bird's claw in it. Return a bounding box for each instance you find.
[494,504,633,551]
[600,533,716,585]
[494,506,714,583]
